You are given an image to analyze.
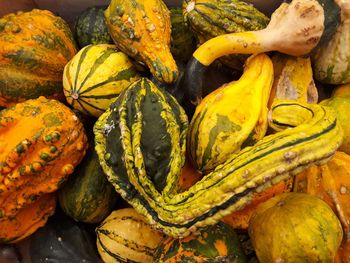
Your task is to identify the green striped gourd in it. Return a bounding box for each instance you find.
[0,9,77,108]
[153,222,247,262]
[94,77,342,238]
[188,54,273,173]
[183,0,269,69]
[58,147,117,224]
[75,7,113,48]
[312,0,350,85]
[96,208,165,263]
[63,44,141,117]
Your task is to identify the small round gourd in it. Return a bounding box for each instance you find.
[248,192,343,263]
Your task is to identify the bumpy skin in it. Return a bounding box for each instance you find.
[0,193,56,244]
[0,9,77,107]
[94,78,342,238]
[0,97,88,222]
[104,0,178,84]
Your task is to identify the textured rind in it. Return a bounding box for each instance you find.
[63,44,141,117]
[0,9,77,107]
[95,78,342,238]
[104,0,178,84]
[0,97,88,221]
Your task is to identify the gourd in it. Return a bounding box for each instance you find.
[312,0,350,85]
[0,193,56,243]
[94,76,342,237]
[320,86,350,154]
[63,44,141,117]
[169,7,196,63]
[153,222,247,262]
[0,97,88,226]
[248,192,343,263]
[104,0,178,84]
[188,54,273,173]
[183,0,269,70]
[96,208,165,263]
[75,6,112,48]
[30,211,102,263]
[0,9,77,108]
[293,151,350,263]
[182,0,341,115]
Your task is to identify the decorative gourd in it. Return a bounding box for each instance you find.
[75,6,113,48]
[94,76,342,237]
[268,53,318,108]
[332,83,350,97]
[96,208,165,263]
[58,145,117,224]
[0,9,77,107]
[183,0,269,70]
[104,0,178,84]
[0,193,56,244]
[63,44,141,117]
[188,54,273,173]
[293,151,350,263]
[30,211,102,263]
[320,95,350,154]
[248,192,343,263]
[153,222,247,262]
[183,0,340,114]
[0,97,88,223]
[312,0,350,85]
[169,7,196,63]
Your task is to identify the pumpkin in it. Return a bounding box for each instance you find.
[75,6,113,48]
[248,192,343,263]
[169,7,196,63]
[0,9,77,107]
[153,222,247,262]
[96,208,165,263]
[104,0,178,84]
[29,211,102,263]
[312,0,350,85]
[293,151,350,263]
[58,145,118,224]
[0,97,88,225]
[187,53,273,173]
[182,0,340,114]
[63,44,141,117]
[94,75,342,237]
[0,193,56,244]
[320,94,350,154]
[183,0,269,70]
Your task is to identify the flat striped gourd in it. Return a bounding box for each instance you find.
[96,208,165,263]
[75,7,113,48]
[63,44,141,117]
[0,9,77,108]
[94,77,342,238]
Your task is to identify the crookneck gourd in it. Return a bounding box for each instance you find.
[0,97,88,223]
[188,53,273,173]
[104,0,178,84]
[183,0,340,114]
[0,9,77,108]
[94,77,342,238]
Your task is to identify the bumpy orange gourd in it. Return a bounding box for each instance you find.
[0,193,56,243]
[0,97,88,233]
[294,151,350,262]
[0,9,77,107]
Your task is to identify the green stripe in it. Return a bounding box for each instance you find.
[76,47,116,94]
[79,98,106,112]
[80,93,119,100]
[73,45,94,93]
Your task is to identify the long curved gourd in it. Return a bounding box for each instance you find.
[94,77,342,238]
[183,0,340,114]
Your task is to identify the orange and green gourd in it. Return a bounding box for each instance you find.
[0,97,88,241]
[104,0,178,84]
[0,9,77,107]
